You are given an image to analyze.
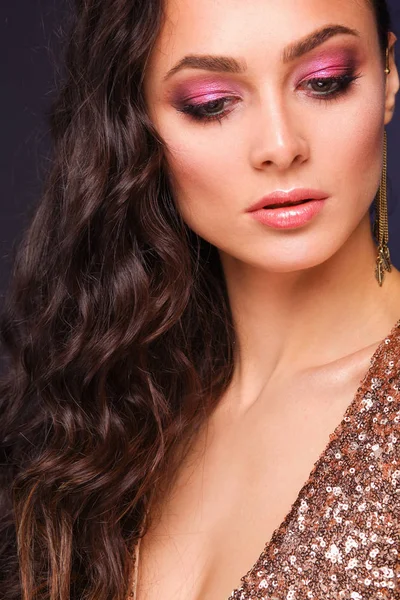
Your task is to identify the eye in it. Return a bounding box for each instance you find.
[177,97,237,123]
[307,78,343,94]
[301,74,361,98]
[199,98,227,116]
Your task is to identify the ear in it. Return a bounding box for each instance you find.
[384,32,399,125]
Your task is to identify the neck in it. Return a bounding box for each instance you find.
[219,215,400,406]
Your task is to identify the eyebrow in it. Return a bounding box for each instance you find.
[162,24,360,82]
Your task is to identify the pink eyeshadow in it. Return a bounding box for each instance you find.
[294,48,359,81]
[166,46,362,104]
[168,79,242,105]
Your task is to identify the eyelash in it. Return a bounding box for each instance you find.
[177,73,362,124]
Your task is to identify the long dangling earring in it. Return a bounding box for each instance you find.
[385,46,391,76]
[374,128,391,286]
[374,48,391,286]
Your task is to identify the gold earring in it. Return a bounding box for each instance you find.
[385,47,391,75]
[374,129,391,286]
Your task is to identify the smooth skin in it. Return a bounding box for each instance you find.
[137,0,400,599]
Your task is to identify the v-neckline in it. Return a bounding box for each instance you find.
[129,318,400,600]
[226,317,400,600]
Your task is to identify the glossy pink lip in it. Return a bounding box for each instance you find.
[247,189,329,230]
[247,189,329,211]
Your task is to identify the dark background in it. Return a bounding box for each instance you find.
[2,0,400,295]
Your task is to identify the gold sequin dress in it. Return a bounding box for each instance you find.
[130,319,400,600]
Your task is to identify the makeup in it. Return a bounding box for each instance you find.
[247,189,329,230]
[168,78,243,106]
[169,45,362,124]
[249,200,326,229]
[293,46,360,83]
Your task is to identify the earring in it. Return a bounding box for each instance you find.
[385,47,391,75]
[374,129,391,286]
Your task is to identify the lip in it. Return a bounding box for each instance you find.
[247,189,329,212]
[247,189,329,230]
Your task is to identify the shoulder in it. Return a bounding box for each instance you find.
[364,319,400,484]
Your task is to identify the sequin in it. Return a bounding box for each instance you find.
[129,319,400,599]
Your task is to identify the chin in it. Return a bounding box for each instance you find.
[226,237,345,275]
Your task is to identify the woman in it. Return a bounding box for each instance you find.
[1,0,399,598]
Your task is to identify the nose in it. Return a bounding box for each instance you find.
[249,92,310,171]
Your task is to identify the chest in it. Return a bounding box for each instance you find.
[133,369,380,600]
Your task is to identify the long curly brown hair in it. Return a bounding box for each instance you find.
[0,1,392,599]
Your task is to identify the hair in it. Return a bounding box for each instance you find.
[0,1,393,599]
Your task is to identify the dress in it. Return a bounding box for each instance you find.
[130,319,400,600]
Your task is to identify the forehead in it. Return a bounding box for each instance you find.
[146,0,377,76]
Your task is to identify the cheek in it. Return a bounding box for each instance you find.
[344,119,383,217]
[342,101,383,170]
[310,87,385,201]
[162,127,240,225]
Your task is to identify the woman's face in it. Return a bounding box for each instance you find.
[143,0,398,273]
